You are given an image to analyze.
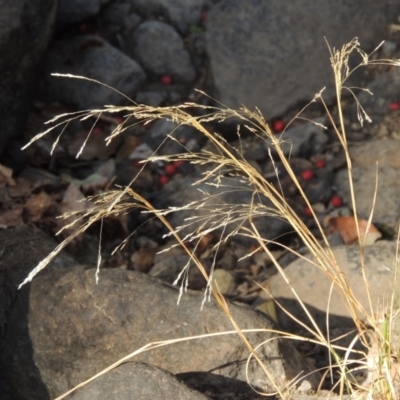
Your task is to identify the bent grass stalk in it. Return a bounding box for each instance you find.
[20,38,400,399]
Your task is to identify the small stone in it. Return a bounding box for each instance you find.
[126,21,196,83]
[212,269,235,294]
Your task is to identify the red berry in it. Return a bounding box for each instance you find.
[304,206,313,217]
[389,102,400,111]
[301,169,314,181]
[158,175,170,185]
[161,75,172,85]
[272,119,285,133]
[200,11,207,23]
[173,160,184,168]
[314,159,325,169]
[164,163,177,176]
[330,195,343,208]
[92,127,103,135]
[115,116,124,124]
[78,23,88,33]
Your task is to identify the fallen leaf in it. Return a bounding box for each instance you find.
[0,205,25,228]
[131,248,157,273]
[24,191,54,222]
[115,135,140,160]
[8,178,32,198]
[326,216,382,245]
[0,163,13,178]
[196,233,215,254]
[0,164,15,187]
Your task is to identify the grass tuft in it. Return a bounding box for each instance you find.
[21,38,400,399]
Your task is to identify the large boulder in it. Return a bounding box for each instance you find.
[0,227,77,399]
[128,0,205,34]
[3,268,319,399]
[206,0,399,120]
[42,35,146,109]
[57,0,104,27]
[69,362,209,400]
[269,240,399,331]
[0,0,56,159]
[334,139,400,227]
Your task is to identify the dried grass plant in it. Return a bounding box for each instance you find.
[19,38,400,399]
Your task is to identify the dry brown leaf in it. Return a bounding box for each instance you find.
[8,178,32,198]
[24,191,54,222]
[196,233,215,254]
[0,164,15,187]
[115,135,140,160]
[0,205,25,228]
[131,248,157,273]
[326,216,382,245]
[0,163,13,178]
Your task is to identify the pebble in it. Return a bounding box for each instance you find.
[211,269,235,294]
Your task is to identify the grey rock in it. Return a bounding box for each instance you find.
[135,90,168,106]
[70,362,210,400]
[3,268,319,398]
[0,0,56,158]
[129,0,205,34]
[0,227,77,399]
[145,119,205,154]
[127,21,196,82]
[334,164,400,227]
[303,177,332,204]
[380,40,397,58]
[0,228,76,341]
[350,138,400,168]
[266,119,328,159]
[42,35,146,109]
[99,3,141,40]
[269,240,398,331]
[354,68,400,124]
[56,0,102,27]
[179,371,270,400]
[206,0,399,120]
[158,175,290,246]
[149,254,191,281]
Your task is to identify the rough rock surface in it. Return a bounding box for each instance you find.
[335,165,400,227]
[0,0,56,158]
[349,138,400,169]
[3,268,319,399]
[70,362,210,400]
[206,0,399,119]
[354,68,400,124]
[56,0,102,27]
[266,118,328,159]
[42,35,146,109]
[0,227,77,399]
[129,0,205,34]
[145,119,206,154]
[126,21,196,82]
[269,240,398,331]
[334,139,400,226]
